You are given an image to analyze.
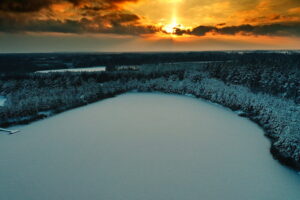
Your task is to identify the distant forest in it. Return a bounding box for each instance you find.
[0,51,299,170]
[0,51,300,74]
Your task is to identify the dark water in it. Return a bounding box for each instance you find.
[1,93,300,200]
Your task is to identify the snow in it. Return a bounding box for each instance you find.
[38,111,53,117]
[1,93,300,199]
[184,93,196,98]
[235,110,246,116]
[0,96,6,106]
[36,66,106,73]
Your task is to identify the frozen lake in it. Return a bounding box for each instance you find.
[36,66,106,73]
[0,93,300,200]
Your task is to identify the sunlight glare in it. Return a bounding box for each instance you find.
[162,0,181,34]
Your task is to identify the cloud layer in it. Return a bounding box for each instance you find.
[173,23,300,37]
[0,0,300,37]
[0,0,158,35]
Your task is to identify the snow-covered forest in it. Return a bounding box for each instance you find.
[0,64,299,170]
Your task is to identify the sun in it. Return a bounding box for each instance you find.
[163,21,178,34]
[162,13,187,35]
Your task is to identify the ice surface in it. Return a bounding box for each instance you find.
[0,93,300,200]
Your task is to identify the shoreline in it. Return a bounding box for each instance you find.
[1,90,299,172]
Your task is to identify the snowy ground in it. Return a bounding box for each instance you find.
[36,66,106,73]
[0,96,6,106]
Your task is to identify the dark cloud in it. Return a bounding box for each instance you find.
[0,0,139,13]
[173,23,300,37]
[0,14,81,32]
[217,23,300,36]
[0,0,55,12]
[216,24,254,35]
[0,12,158,35]
[0,0,87,13]
[190,26,216,36]
[106,0,138,4]
[80,0,139,13]
[0,0,155,35]
[216,23,226,27]
[102,13,140,25]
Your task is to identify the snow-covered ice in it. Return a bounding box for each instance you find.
[1,93,300,200]
[36,66,106,73]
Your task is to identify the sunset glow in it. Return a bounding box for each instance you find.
[0,0,300,52]
[163,13,179,34]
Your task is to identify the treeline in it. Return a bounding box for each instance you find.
[139,59,300,103]
[201,61,300,103]
[0,71,184,123]
[1,51,299,73]
[0,52,230,73]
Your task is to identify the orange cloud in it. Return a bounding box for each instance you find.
[0,0,300,39]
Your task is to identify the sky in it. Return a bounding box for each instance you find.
[0,0,300,52]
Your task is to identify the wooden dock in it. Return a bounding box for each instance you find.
[0,128,20,134]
